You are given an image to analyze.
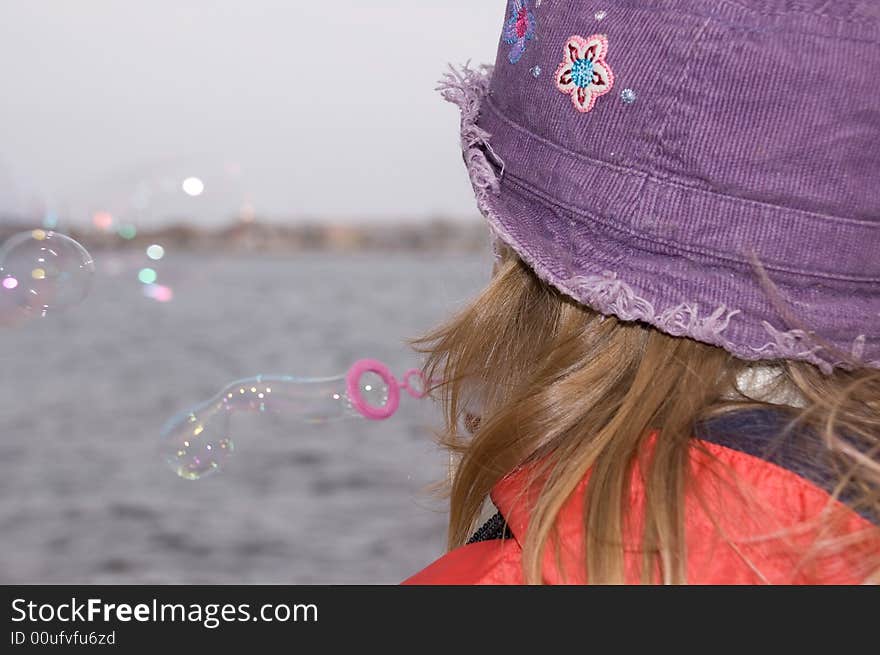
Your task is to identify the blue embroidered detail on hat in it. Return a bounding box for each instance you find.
[571,59,595,88]
[503,0,537,65]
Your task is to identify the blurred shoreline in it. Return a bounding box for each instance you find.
[0,217,491,254]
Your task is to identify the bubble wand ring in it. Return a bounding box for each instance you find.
[401,369,430,400]
[346,359,401,420]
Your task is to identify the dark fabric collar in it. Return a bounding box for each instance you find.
[696,408,876,525]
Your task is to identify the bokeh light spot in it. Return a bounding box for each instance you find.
[182,177,205,197]
[143,283,174,303]
[93,211,114,231]
[138,268,157,284]
[118,224,138,240]
[146,244,165,261]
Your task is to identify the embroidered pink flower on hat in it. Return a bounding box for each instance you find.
[555,34,615,113]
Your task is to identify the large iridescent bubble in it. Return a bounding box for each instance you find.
[0,230,95,320]
[161,361,428,481]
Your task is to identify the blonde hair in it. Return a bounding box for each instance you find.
[415,253,880,584]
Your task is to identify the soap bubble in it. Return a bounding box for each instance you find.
[160,369,394,480]
[0,230,95,319]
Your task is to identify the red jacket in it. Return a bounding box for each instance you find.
[406,416,879,584]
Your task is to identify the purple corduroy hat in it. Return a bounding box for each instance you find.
[441,0,880,373]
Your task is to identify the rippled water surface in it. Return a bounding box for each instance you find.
[0,251,490,583]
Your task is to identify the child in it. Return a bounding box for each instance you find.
[405,0,880,584]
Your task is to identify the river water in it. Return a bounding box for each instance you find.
[0,250,490,583]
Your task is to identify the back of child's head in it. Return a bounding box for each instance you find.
[420,0,880,583]
[419,249,879,583]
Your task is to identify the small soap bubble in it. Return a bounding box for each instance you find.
[0,230,95,319]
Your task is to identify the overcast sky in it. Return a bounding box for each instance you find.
[0,1,505,226]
